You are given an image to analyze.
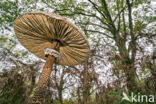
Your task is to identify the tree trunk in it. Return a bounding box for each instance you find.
[116,38,137,93]
[58,88,63,104]
[82,61,90,104]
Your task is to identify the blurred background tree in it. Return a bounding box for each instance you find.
[0,0,155,104]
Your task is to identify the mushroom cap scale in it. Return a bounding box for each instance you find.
[14,12,90,66]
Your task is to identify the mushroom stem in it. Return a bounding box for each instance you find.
[32,41,59,104]
[38,55,55,89]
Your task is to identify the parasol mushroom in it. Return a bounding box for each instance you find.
[14,11,90,104]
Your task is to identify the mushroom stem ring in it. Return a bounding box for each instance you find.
[44,48,61,60]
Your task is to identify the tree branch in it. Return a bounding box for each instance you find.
[101,0,117,39]
[84,29,113,39]
[117,0,121,32]
[42,0,111,28]
[88,0,106,19]
[113,5,126,23]
[76,21,111,31]
[126,0,133,36]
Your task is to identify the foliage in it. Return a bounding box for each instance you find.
[0,0,20,31]
[0,0,156,104]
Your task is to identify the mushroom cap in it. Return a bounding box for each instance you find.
[14,11,90,66]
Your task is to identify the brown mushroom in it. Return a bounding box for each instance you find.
[14,11,90,103]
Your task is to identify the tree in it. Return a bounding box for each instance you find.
[41,0,156,92]
[0,0,156,104]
